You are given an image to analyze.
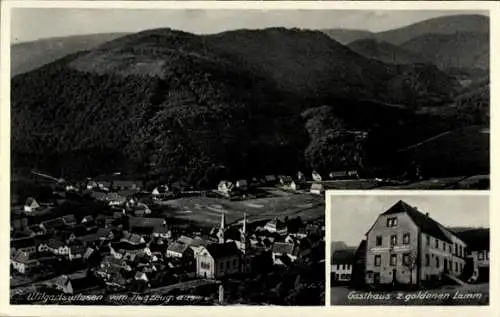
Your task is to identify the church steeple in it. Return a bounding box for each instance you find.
[240,212,249,254]
[217,212,226,244]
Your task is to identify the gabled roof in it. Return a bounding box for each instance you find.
[380,200,452,243]
[62,214,76,224]
[121,233,144,245]
[14,250,38,263]
[25,197,39,206]
[167,242,189,254]
[42,218,66,229]
[205,242,239,259]
[177,235,194,245]
[54,275,71,287]
[332,249,355,265]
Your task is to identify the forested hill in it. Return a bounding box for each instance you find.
[11,33,128,76]
[11,27,481,186]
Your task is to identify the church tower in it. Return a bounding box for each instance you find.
[239,212,249,254]
[217,211,226,244]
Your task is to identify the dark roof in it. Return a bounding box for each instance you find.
[272,242,295,255]
[449,228,490,251]
[131,226,154,235]
[42,218,66,229]
[205,242,239,259]
[129,216,165,228]
[62,214,76,224]
[332,249,355,265]
[167,242,189,254]
[381,200,452,243]
[47,239,66,249]
[11,237,36,249]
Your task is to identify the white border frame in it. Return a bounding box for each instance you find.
[2,1,499,316]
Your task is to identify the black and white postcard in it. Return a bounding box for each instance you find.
[0,0,498,314]
[329,192,490,305]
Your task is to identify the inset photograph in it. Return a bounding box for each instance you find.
[329,192,489,305]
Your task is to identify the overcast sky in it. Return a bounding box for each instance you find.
[330,194,489,247]
[11,9,488,44]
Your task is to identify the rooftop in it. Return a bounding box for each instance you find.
[381,200,453,243]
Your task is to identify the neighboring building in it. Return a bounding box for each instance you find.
[62,214,77,226]
[68,244,86,261]
[43,239,70,255]
[112,180,142,191]
[329,170,359,180]
[152,185,172,200]
[271,242,298,266]
[81,215,94,224]
[196,242,241,279]
[53,273,95,295]
[11,251,41,274]
[331,249,355,283]
[217,181,235,197]
[309,183,324,195]
[264,175,277,184]
[452,228,490,283]
[264,218,288,236]
[365,200,467,286]
[235,180,248,191]
[24,197,41,213]
[166,242,194,259]
[311,171,322,182]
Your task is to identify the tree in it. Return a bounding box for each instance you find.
[403,251,418,287]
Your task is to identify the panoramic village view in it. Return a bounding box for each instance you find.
[330,195,490,305]
[9,8,489,306]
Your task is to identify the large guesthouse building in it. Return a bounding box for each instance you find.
[365,200,467,286]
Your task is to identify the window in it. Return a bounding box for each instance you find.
[425,254,430,266]
[233,259,237,267]
[390,235,398,246]
[454,243,458,255]
[455,262,458,272]
[448,245,452,253]
[201,262,210,270]
[386,217,397,227]
[220,262,224,270]
[342,264,346,270]
[426,235,430,246]
[435,239,438,248]
[375,255,381,266]
[376,236,382,246]
[336,264,340,270]
[478,252,484,260]
[436,257,440,269]
[390,254,397,266]
[403,253,411,266]
[442,242,446,251]
[403,233,410,245]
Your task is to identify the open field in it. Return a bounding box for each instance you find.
[331,283,489,305]
[156,190,324,227]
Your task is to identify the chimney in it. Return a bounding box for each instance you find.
[425,212,429,217]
